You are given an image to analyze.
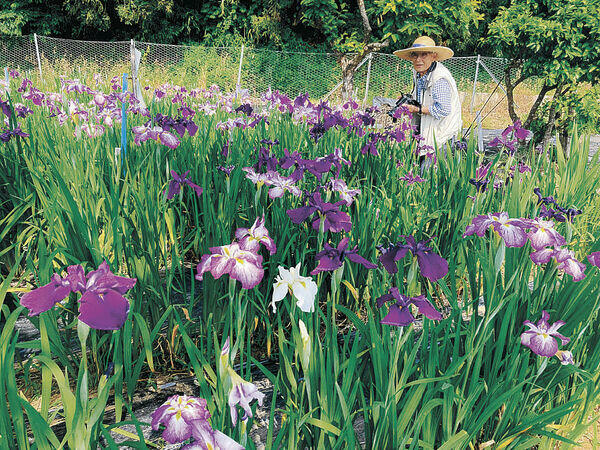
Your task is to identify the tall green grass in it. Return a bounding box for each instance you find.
[1,78,599,448]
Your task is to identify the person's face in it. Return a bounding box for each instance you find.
[409,51,437,75]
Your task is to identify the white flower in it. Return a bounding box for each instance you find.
[298,319,311,370]
[271,263,318,313]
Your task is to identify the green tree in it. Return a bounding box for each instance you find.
[299,0,482,100]
[484,0,600,150]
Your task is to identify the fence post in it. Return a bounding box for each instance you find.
[33,33,43,79]
[476,110,483,154]
[121,73,128,166]
[362,53,373,107]
[470,54,480,114]
[236,44,245,99]
[130,39,136,77]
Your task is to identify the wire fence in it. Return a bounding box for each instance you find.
[2,34,516,124]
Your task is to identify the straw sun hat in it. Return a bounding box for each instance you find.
[393,36,454,61]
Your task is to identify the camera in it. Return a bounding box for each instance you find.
[387,94,421,119]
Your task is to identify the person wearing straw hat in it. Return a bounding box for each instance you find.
[394,36,462,166]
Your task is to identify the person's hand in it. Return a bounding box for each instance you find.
[406,104,420,114]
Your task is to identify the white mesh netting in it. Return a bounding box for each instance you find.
[2,35,510,115]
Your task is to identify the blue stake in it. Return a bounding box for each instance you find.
[120,73,128,168]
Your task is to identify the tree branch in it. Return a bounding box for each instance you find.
[524,81,552,130]
[357,0,372,40]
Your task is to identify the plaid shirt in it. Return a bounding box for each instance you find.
[415,68,452,121]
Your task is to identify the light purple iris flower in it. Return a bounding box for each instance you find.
[196,243,264,289]
[530,246,586,282]
[378,236,448,281]
[525,218,566,250]
[20,261,136,330]
[287,192,352,233]
[242,167,268,185]
[166,170,203,199]
[327,178,361,205]
[376,287,443,326]
[151,395,243,449]
[310,237,377,275]
[555,350,574,365]
[588,252,600,268]
[267,172,302,199]
[221,338,265,427]
[463,212,529,248]
[235,215,277,255]
[521,310,570,358]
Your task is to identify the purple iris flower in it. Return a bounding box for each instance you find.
[260,138,279,148]
[0,99,11,117]
[217,165,235,177]
[17,77,32,93]
[530,246,586,282]
[400,171,426,185]
[235,103,253,115]
[151,395,243,449]
[77,262,137,330]
[525,218,566,250]
[166,170,203,199]
[235,215,277,255]
[279,149,332,182]
[178,104,196,119]
[378,236,448,281]
[0,125,29,143]
[287,192,352,233]
[554,204,582,222]
[488,120,531,155]
[521,310,570,358]
[469,162,492,193]
[9,69,20,78]
[463,212,529,248]
[310,237,377,275]
[255,146,279,172]
[20,261,136,330]
[533,188,555,206]
[309,122,327,143]
[361,132,386,156]
[538,204,566,223]
[376,287,443,326]
[588,252,600,268]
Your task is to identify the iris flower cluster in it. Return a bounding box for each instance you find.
[463,211,592,281]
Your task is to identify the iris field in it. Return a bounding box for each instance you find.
[1,71,600,449]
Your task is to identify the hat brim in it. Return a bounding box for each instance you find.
[393,46,454,62]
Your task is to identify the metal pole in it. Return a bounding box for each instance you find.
[121,73,128,166]
[479,58,508,96]
[478,57,515,108]
[470,55,480,114]
[476,110,483,154]
[236,44,245,99]
[362,53,373,107]
[33,33,43,79]
[130,39,136,78]
[324,54,372,101]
